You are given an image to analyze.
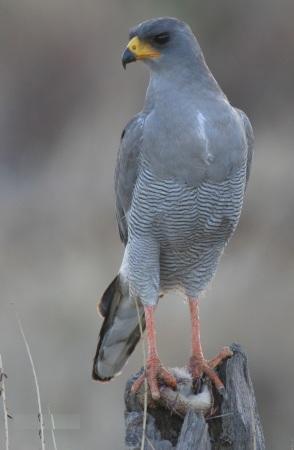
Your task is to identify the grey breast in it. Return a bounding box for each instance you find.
[125,93,249,299]
[128,158,247,298]
[115,59,253,305]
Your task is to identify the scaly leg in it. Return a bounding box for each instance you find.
[131,305,177,400]
[188,297,232,395]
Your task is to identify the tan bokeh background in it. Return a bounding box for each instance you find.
[0,1,293,449]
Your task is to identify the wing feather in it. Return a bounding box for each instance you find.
[115,114,144,245]
[235,108,254,185]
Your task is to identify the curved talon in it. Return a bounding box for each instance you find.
[131,372,146,394]
[131,358,177,400]
[202,363,224,391]
[189,357,224,391]
[160,367,177,389]
[208,346,233,369]
[217,386,228,400]
[188,347,232,392]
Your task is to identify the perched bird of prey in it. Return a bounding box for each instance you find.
[92,17,253,399]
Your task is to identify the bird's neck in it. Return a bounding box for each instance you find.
[144,56,224,113]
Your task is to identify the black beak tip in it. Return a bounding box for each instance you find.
[122,48,136,69]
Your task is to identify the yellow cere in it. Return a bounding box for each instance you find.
[127,36,161,60]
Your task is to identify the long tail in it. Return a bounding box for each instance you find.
[92,275,145,381]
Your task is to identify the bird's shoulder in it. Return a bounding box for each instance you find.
[119,113,145,156]
[115,113,145,202]
[234,108,254,148]
[115,112,145,244]
[234,108,254,184]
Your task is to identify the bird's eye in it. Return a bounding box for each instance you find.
[153,32,170,45]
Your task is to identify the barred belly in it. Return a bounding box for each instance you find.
[128,162,247,304]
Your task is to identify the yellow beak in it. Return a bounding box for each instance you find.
[122,36,161,68]
[127,36,161,59]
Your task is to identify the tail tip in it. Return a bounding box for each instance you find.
[92,364,113,382]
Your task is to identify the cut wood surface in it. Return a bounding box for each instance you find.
[124,344,265,450]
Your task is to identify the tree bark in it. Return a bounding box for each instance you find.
[124,344,265,450]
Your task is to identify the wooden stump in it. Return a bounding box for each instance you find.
[124,344,265,450]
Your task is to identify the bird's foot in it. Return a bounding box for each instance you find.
[188,346,233,396]
[131,355,177,400]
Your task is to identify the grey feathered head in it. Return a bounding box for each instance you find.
[121,17,203,72]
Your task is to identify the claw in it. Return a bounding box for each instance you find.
[131,357,177,400]
[188,347,232,394]
[217,386,228,401]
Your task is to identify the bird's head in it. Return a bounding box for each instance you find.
[121,17,201,73]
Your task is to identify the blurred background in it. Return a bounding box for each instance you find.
[0,0,293,449]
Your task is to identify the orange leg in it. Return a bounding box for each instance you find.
[188,298,232,395]
[131,305,177,400]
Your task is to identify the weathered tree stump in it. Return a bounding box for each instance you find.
[124,344,265,449]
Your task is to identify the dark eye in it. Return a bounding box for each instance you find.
[153,32,170,45]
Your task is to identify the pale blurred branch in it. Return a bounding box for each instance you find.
[48,407,58,450]
[16,314,46,450]
[0,354,9,450]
